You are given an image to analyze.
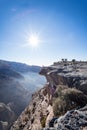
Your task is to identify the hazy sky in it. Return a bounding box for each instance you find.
[0,0,87,66]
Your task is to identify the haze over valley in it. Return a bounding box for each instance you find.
[0,60,46,130]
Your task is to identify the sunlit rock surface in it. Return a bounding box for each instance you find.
[40,61,87,94]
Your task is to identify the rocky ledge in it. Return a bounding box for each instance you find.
[40,61,87,95]
[11,61,87,130]
[42,107,87,130]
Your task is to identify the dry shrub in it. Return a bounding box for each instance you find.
[40,112,47,128]
[53,86,87,117]
[62,88,87,107]
[53,98,67,116]
[40,116,47,128]
[54,85,68,97]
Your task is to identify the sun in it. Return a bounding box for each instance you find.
[24,32,41,48]
[28,34,39,47]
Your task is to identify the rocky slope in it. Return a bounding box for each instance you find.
[11,61,87,130]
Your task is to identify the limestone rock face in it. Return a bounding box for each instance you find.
[40,61,87,95]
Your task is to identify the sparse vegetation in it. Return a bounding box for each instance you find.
[53,98,65,116]
[53,86,87,116]
[32,107,36,114]
[54,85,68,97]
[61,58,68,62]
[40,116,47,128]
[62,88,87,107]
[72,59,76,63]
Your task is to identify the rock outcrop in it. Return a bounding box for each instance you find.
[11,61,87,130]
[0,102,16,130]
[40,61,87,95]
[42,107,87,130]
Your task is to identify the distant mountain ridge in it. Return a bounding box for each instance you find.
[0,60,41,73]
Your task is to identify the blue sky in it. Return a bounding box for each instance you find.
[0,0,87,66]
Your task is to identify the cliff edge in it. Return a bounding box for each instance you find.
[11,61,87,130]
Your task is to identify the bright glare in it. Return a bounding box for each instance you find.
[28,34,39,47]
